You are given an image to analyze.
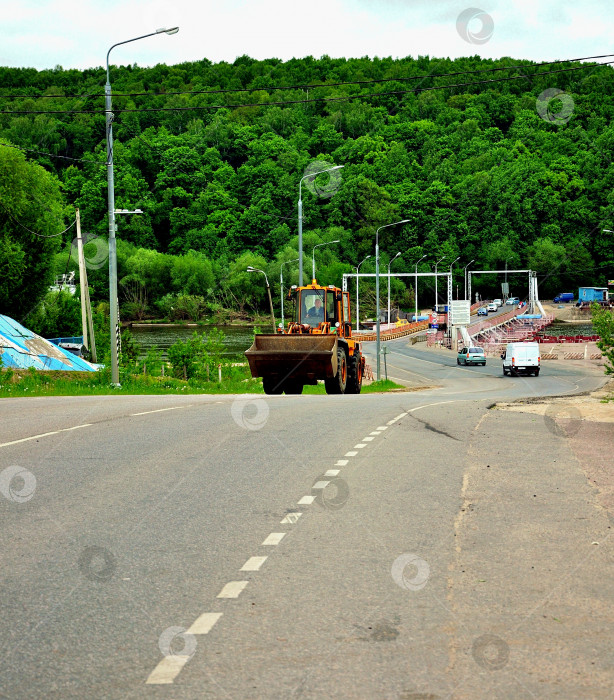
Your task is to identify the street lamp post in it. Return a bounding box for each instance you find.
[449,256,460,302]
[376,220,409,380]
[414,254,427,321]
[463,259,475,300]
[312,240,340,282]
[280,258,299,328]
[433,256,446,311]
[298,165,344,286]
[247,267,276,332]
[355,255,371,332]
[387,252,402,328]
[105,27,178,386]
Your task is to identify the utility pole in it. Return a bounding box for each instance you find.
[76,210,97,362]
[76,210,88,348]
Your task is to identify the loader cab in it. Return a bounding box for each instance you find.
[298,288,337,327]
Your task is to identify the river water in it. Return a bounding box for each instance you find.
[130,321,596,359]
[130,325,255,358]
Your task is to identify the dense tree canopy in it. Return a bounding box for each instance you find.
[1,53,613,321]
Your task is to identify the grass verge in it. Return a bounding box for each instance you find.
[0,370,404,397]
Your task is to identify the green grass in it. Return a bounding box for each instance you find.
[0,369,405,397]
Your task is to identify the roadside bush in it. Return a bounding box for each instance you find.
[592,303,614,375]
[167,329,225,380]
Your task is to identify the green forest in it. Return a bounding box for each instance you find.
[1,53,613,332]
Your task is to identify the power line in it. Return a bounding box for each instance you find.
[0,201,76,238]
[0,140,106,164]
[0,52,612,101]
[1,60,612,116]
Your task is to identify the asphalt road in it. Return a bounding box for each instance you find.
[0,344,611,699]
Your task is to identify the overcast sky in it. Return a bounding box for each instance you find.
[2,0,613,71]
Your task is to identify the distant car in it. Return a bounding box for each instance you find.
[493,298,503,307]
[477,307,488,316]
[506,297,520,305]
[553,292,574,303]
[487,302,498,312]
[457,346,486,366]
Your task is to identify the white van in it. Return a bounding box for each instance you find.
[501,342,540,376]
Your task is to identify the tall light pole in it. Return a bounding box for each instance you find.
[387,252,402,328]
[433,256,446,311]
[414,254,427,321]
[280,258,299,328]
[354,255,371,332]
[449,256,460,301]
[247,266,276,332]
[105,27,178,386]
[463,259,475,300]
[376,220,409,380]
[312,240,340,282]
[298,165,344,286]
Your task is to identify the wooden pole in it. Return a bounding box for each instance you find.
[76,209,88,348]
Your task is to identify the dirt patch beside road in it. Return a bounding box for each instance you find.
[496,379,614,512]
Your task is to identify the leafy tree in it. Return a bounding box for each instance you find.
[0,143,65,319]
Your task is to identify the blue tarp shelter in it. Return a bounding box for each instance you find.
[0,315,99,371]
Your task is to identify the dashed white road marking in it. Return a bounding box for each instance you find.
[298,495,315,505]
[335,459,348,466]
[345,451,358,457]
[131,405,191,416]
[354,443,366,449]
[187,612,223,635]
[377,426,388,431]
[0,423,92,449]
[362,436,375,441]
[408,400,456,413]
[146,655,190,684]
[386,419,396,425]
[217,581,249,598]
[312,481,330,489]
[240,556,268,571]
[280,512,302,524]
[324,469,340,477]
[262,532,285,546]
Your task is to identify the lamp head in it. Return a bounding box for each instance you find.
[157,27,179,34]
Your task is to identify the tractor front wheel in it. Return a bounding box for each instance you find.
[325,348,348,394]
[262,376,283,395]
[284,380,304,394]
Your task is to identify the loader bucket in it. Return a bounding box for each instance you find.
[245,334,338,381]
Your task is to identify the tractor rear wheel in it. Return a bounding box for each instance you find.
[345,351,363,394]
[325,348,347,394]
[262,376,283,395]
